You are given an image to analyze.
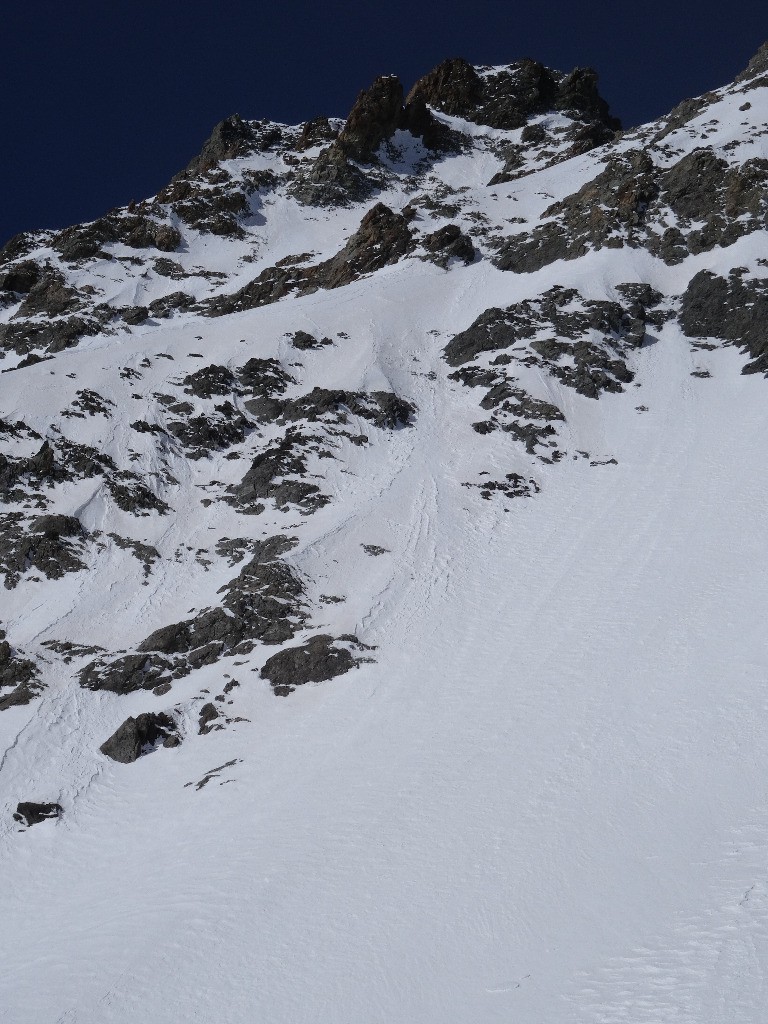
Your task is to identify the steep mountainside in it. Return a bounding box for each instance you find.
[2,45,768,1023]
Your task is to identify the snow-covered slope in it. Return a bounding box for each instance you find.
[2,47,768,1023]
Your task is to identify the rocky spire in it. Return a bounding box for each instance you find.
[335,75,406,162]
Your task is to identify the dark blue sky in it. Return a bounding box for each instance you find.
[3,1,767,247]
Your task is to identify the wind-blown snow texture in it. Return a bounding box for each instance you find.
[2,47,768,1023]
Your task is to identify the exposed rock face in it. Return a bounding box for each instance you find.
[203,203,414,315]
[445,285,664,395]
[680,271,768,373]
[0,513,87,589]
[292,54,619,210]
[0,232,45,266]
[158,172,255,239]
[261,634,358,695]
[277,388,415,429]
[317,203,414,286]
[494,146,768,274]
[100,712,180,763]
[442,280,669,469]
[736,40,768,84]
[228,434,328,513]
[406,58,483,118]
[292,72,451,207]
[336,76,406,162]
[555,66,617,125]
[290,145,375,206]
[165,402,248,460]
[182,114,258,176]
[494,149,657,273]
[0,260,43,294]
[407,57,619,134]
[296,116,340,150]
[0,436,168,517]
[0,310,110,357]
[336,70,453,159]
[14,267,84,317]
[655,153,768,258]
[0,636,40,710]
[13,802,62,826]
[52,213,181,262]
[80,537,308,694]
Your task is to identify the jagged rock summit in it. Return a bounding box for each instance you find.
[2,40,768,1024]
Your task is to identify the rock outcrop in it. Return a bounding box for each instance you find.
[261,634,359,695]
[407,57,620,134]
[100,712,180,763]
[13,802,62,826]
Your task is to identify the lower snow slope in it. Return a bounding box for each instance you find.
[2,248,768,1022]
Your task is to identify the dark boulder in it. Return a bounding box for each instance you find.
[422,224,476,266]
[148,291,194,319]
[198,702,221,735]
[238,357,295,396]
[13,802,62,826]
[182,363,237,398]
[121,305,149,325]
[100,712,180,763]
[261,635,357,695]
[290,330,332,350]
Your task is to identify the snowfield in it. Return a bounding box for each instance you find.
[2,49,768,1023]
